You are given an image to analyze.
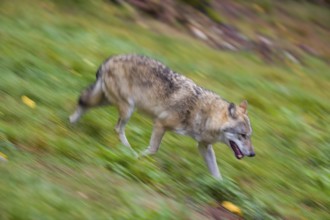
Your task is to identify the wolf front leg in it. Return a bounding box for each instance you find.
[140,121,165,157]
[198,142,222,180]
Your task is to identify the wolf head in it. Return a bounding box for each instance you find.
[221,100,255,159]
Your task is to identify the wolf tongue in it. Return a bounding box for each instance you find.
[230,141,243,159]
[234,146,242,159]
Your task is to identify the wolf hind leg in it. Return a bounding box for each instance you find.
[115,102,138,156]
[198,142,222,180]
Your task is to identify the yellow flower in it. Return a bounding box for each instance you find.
[221,201,242,216]
[21,96,36,109]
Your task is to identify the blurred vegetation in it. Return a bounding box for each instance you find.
[180,0,223,23]
[0,0,329,219]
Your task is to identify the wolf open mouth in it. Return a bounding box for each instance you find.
[229,140,244,159]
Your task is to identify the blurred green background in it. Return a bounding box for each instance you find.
[0,0,329,219]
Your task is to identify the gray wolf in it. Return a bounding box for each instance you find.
[70,54,255,180]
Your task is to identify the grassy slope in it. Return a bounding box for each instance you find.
[0,0,329,219]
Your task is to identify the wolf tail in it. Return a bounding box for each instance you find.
[70,58,112,123]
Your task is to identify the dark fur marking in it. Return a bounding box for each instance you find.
[181,109,191,125]
[78,83,96,106]
[95,67,102,79]
[152,67,179,96]
[78,97,87,107]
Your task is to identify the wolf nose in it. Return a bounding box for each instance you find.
[248,152,255,157]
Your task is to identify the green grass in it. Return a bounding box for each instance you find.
[1,0,330,219]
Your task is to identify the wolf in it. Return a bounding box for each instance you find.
[70,54,255,180]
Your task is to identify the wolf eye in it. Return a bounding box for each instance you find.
[240,134,247,139]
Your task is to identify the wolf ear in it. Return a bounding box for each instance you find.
[228,103,237,118]
[239,100,248,114]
